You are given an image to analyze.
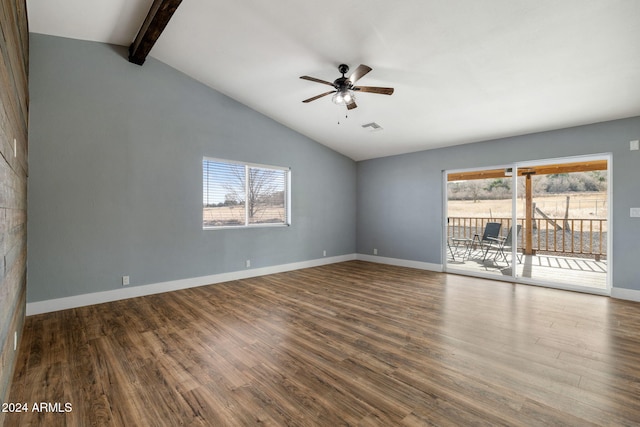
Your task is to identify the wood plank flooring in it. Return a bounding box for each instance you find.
[7,261,640,426]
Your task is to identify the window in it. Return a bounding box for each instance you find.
[203,158,291,229]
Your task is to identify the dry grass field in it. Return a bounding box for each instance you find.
[448,192,608,256]
[447,192,607,219]
[203,205,286,227]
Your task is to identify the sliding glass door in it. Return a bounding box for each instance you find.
[445,154,610,294]
[513,158,609,291]
[446,166,514,280]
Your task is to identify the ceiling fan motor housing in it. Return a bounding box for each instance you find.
[334,76,351,90]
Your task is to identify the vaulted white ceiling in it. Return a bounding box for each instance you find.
[27,0,640,160]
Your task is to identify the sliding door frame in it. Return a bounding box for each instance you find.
[442,162,515,283]
[443,153,612,295]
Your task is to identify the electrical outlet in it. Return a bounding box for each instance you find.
[373,248,378,255]
[122,275,130,286]
[323,250,326,257]
[630,140,639,151]
[246,260,251,268]
[631,208,640,218]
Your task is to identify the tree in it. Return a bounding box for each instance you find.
[224,166,284,220]
[224,192,240,206]
[485,178,510,199]
[485,178,510,192]
[247,168,283,220]
[467,181,484,203]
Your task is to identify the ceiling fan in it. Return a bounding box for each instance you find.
[300,64,394,110]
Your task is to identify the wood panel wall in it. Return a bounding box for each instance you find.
[0,0,28,422]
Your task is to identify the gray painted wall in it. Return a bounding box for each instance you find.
[357,117,640,291]
[28,34,356,302]
[28,34,640,301]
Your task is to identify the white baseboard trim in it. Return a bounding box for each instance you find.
[26,254,357,316]
[356,254,443,272]
[28,254,633,315]
[611,287,640,302]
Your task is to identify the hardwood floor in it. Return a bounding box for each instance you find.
[7,261,640,426]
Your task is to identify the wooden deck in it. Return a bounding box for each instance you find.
[448,244,607,290]
[8,261,640,426]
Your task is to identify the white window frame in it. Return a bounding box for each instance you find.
[203,157,291,230]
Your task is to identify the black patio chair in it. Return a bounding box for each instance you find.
[472,222,502,251]
[483,224,522,265]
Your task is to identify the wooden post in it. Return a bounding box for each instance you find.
[525,173,533,255]
[519,170,536,256]
[532,202,537,230]
[564,195,571,232]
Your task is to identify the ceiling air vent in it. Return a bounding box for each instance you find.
[362,122,383,132]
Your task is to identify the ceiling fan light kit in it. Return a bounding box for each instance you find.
[332,89,355,106]
[300,64,394,110]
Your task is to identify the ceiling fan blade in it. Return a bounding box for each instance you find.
[348,64,372,84]
[346,99,358,110]
[302,90,336,103]
[300,76,335,87]
[354,86,394,95]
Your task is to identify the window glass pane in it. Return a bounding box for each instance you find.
[203,160,246,227]
[203,158,289,228]
[247,167,287,224]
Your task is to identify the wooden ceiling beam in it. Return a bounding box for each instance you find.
[448,169,506,182]
[447,160,607,181]
[531,160,607,175]
[128,0,182,66]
